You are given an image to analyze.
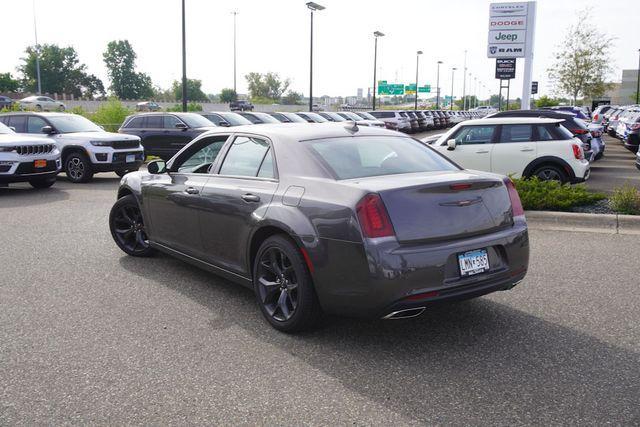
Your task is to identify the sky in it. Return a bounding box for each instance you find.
[1,0,638,101]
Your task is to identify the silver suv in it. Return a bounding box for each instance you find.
[0,121,61,188]
[0,112,144,183]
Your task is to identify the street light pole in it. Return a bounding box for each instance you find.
[414,50,422,110]
[436,61,443,109]
[32,0,41,95]
[181,0,187,112]
[474,77,478,108]
[306,2,325,112]
[462,50,467,110]
[636,49,640,105]
[232,11,238,95]
[450,67,457,110]
[372,31,384,110]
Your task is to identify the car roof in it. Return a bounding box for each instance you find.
[490,109,575,119]
[0,111,70,118]
[197,122,402,141]
[466,117,564,125]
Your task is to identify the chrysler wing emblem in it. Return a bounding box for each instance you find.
[439,197,482,207]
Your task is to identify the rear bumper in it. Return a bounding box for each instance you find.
[310,221,529,318]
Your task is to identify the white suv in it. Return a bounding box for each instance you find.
[427,117,590,183]
[367,111,412,132]
[0,113,144,183]
[0,121,61,188]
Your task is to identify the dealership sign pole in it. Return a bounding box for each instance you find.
[487,1,536,110]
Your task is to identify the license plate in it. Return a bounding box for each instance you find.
[458,249,490,277]
[126,154,135,163]
[34,159,47,168]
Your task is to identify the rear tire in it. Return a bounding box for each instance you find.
[531,164,568,183]
[29,177,56,189]
[253,235,322,333]
[64,152,94,183]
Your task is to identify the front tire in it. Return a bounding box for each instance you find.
[532,164,568,183]
[253,235,322,333]
[109,194,155,257]
[64,152,94,183]
[29,177,56,189]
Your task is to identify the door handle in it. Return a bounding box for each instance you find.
[184,187,199,195]
[520,147,534,152]
[241,193,260,202]
[475,150,490,154]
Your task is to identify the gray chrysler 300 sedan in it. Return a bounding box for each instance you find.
[110,123,529,332]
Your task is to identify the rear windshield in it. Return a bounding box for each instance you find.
[306,136,458,180]
[219,112,252,126]
[179,113,216,128]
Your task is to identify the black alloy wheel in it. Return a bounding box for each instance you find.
[253,235,322,332]
[532,165,567,183]
[109,194,155,257]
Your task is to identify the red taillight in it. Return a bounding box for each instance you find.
[573,129,589,135]
[503,178,524,218]
[450,183,472,191]
[356,194,395,238]
[572,143,584,160]
[594,114,599,121]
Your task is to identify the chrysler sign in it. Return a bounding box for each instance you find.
[487,2,533,58]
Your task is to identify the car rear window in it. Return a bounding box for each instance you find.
[306,136,457,180]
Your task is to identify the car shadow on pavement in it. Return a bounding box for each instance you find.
[119,253,640,424]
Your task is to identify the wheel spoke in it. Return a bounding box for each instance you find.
[135,230,146,248]
[258,277,280,303]
[269,250,282,276]
[121,207,135,225]
[277,289,291,319]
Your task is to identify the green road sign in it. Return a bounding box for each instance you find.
[390,84,404,95]
[377,82,405,96]
[418,85,431,93]
[405,83,417,91]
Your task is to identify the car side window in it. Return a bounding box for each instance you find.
[536,125,555,141]
[174,135,229,173]
[163,115,183,129]
[257,149,275,179]
[219,136,270,177]
[500,124,533,143]
[27,116,47,134]
[453,125,496,145]
[7,116,27,133]
[126,117,145,128]
[204,114,222,125]
[146,116,163,128]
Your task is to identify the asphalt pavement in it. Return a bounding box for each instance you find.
[1,175,639,425]
[586,135,640,194]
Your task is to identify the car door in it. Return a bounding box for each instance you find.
[438,124,496,172]
[142,134,230,258]
[198,134,278,275]
[162,115,194,156]
[490,124,537,178]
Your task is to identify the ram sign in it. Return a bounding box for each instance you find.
[487,2,534,58]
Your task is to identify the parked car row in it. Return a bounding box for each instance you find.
[367,110,484,133]
[601,105,640,153]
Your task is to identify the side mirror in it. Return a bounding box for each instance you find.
[447,139,457,151]
[219,121,231,127]
[175,122,188,130]
[147,159,167,174]
[9,126,16,132]
[41,125,55,134]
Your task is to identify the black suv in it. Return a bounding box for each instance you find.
[229,100,254,111]
[118,113,216,161]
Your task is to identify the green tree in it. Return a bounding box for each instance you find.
[103,40,154,99]
[170,79,208,102]
[535,95,560,108]
[548,11,614,104]
[455,95,478,110]
[219,88,237,103]
[282,91,303,105]
[0,72,20,92]
[19,44,105,98]
[245,72,290,101]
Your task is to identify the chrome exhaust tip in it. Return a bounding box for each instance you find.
[382,307,426,320]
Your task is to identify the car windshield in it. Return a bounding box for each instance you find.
[48,115,103,133]
[179,113,216,128]
[341,111,363,121]
[283,113,307,123]
[306,136,458,180]
[324,112,347,122]
[0,122,15,134]
[304,112,328,122]
[219,112,253,126]
[357,112,377,120]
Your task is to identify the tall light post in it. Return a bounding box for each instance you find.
[232,11,238,95]
[372,31,384,110]
[473,77,478,108]
[450,67,457,110]
[436,61,443,109]
[462,50,467,110]
[32,0,42,94]
[636,48,640,105]
[306,2,325,112]
[181,0,187,112]
[414,50,422,110]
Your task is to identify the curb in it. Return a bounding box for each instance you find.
[525,211,640,235]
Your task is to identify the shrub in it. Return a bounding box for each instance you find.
[165,102,203,112]
[91,98,131,131]
[513,177,606,211]
[70,105,88,116]
[609,185,640,215]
